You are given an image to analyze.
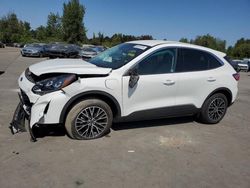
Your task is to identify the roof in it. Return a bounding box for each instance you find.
[126,40,174,47]
[126,40,226,57]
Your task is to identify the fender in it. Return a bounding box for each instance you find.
[203,87,233,107]
[59,90,121,124]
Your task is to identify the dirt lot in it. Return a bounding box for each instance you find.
[0,47,250,188]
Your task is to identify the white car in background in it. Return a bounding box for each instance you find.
[10,40,239,141]
[238,58,250,72]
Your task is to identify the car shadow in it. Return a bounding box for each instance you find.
[33,124,66,138]
[32,116,196,139]
[112,116,195,131]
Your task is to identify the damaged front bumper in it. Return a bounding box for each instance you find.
[9,92,37,142]
[10,102,26,134]
[10,71,83,142]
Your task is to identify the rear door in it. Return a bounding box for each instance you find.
[175,48,223,108]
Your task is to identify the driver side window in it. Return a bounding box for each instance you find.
[137,48,177,75]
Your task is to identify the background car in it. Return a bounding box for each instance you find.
[14,43,24,48]
[78,47,99,59]
[0,41,5,48]
[231,59,242,71]
[238,59,250,72]
[45,43,80,58]
[21,43,46,57]
[92,46,107,53]
[79,45,106,59]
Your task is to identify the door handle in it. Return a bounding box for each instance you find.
[163,80,175,86]
[207,77,216,82]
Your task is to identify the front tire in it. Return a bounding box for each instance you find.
[199,93,228,124]
[65,99,113,140]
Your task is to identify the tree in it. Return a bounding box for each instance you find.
[192,34,226,52]
[227,46,233,57]
[62,0,87,43]
[35,26,47,41]
[0,13,20,43]
[231,38,250,58]
[47,12,62,40]
[0,13,34,43]
[179,38,189,43]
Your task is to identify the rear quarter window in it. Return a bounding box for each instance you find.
[176,48,222,72]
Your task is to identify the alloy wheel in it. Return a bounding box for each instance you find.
[74,106,108,139]
[207,97,226,121]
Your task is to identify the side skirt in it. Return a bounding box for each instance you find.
[114,105,200,122]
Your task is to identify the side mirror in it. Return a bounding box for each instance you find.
[129,69,140,88]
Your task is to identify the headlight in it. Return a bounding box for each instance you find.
[32,74,77,95]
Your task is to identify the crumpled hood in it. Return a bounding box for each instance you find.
[29,59,112,76]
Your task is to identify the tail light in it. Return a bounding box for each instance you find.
[233,73,240,81]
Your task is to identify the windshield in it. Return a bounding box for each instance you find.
[88,43,150,69]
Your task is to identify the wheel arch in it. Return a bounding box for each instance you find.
[59,91,121,124]
[203,87,233,107]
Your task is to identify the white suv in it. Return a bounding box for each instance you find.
[10,40,239,141]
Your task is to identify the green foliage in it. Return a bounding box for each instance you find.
[180,34,226,52]
[192,34,226,52]
[89,33,153,47]
[35,26,47,41]
[46,12,62,40]
[179,38,189,43]
[230,38,250,58]
[62,0,87,43]
[0,13,33,43]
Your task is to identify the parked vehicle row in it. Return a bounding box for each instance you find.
[20,43,106,59]
[4,43,25,48]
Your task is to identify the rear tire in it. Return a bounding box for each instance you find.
[199,93,228,124]
[65,99,113,140]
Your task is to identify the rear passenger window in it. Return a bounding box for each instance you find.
[207,53,222,69]
[176,48,222,72]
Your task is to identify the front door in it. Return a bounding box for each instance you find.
[122,48,178,116]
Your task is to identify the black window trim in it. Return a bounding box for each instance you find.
[123,47,178,76]
[123,46,224,76]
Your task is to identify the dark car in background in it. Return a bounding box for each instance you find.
[14,43,25,48]
[45,44,81,58]
[21,43,46,57]
[0,41,5,48]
